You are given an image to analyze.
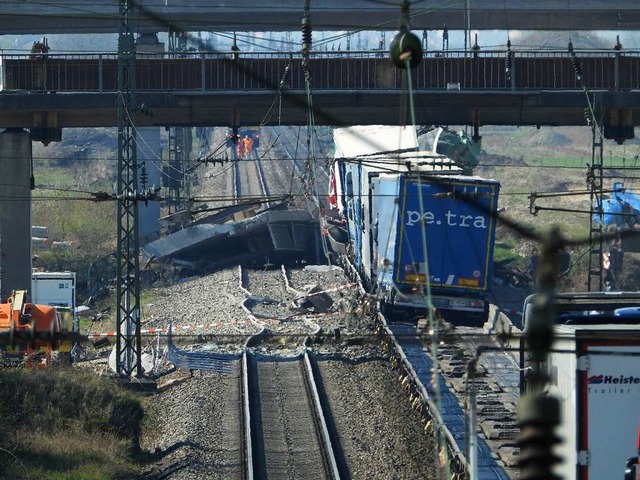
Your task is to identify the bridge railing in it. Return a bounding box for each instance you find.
[1,49,639,92]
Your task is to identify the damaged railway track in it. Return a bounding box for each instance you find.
[241,265,336,480]
[141,133,521,479]
[235,263,419,480]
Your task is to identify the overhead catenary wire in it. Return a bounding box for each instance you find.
[6,0,640,462]
[117,91,194,181]
[209,31,284,52]
[258,58,293,128]
[25,152,640,251]
[22,189,611,202]
[11,18,640,480]
[403,50,452,480]
[21,174,630,247]
[25,154,638,169]
[11,6,636,296]
[109,6,402,152]
[299,0,332,264]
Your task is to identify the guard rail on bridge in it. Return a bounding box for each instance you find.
[3,49,640,93]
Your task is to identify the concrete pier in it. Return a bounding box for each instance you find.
[0,129,32,300]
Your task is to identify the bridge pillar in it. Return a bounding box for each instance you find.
[136,32,164,54]
[604,109,635,145]
[0,129,32,300]
[136,34,164,244]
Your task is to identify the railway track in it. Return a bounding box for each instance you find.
[447,321,521,466]
[140,127,520,479]
[237,264,357,480]
[265,126,331,208]
[243,127,519,476]
[243,351,340,480]
[142,259,439,479]
[236,262,439,479]
[240,265,333,479]
[339,252,520,478]
[234,150,271,205]
[381,318,519,478]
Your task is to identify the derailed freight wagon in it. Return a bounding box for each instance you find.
[327,126,499,324]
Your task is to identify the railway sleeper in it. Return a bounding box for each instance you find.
[479,405,512,416]
[497,445,520,467]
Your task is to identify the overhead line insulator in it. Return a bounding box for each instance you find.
[301,15,312,83]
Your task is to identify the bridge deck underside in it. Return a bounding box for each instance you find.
[2,90,639,129]
[1,1,639,33]
[2,55,640,128]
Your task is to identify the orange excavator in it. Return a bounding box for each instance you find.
[0,290,62,367]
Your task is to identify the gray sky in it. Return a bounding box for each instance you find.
[2,29,639,53]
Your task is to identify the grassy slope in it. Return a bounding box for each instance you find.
[478,124,640,291]
[0,367,146,480]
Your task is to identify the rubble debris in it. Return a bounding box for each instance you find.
[293,284,334,313]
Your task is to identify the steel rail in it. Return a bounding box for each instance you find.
[303,348,342,479]
[242,350,254,480]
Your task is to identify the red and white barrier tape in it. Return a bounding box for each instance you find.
[86,282,357,339]
[86,309,345,339]
[87,319,253,339]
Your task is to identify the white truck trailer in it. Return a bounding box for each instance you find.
[547,323,640,479]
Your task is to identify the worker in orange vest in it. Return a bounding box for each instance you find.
[603,250,615,290]
[236,139,245,158]
[243,135,253,158]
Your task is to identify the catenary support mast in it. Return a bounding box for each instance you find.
[166,29,192,214]
[116,0,142,377]
[587,116,605,292]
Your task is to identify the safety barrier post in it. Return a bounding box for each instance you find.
[510,51,516,91]
[201,57,206,91]
[98,54,103,92]
[615,51,620,92]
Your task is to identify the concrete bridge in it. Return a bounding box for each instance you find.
[2,48,640,297]
[1,50,640,134]
[1,0,639,33]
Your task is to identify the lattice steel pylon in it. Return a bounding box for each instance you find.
[587,116,605,292]
[116,0,142,377]
[166,126,192,213]
[165,29,192,214]
[168,28,188,54]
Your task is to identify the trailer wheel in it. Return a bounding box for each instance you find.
[380,291,395,318]
[380,300,392,317]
